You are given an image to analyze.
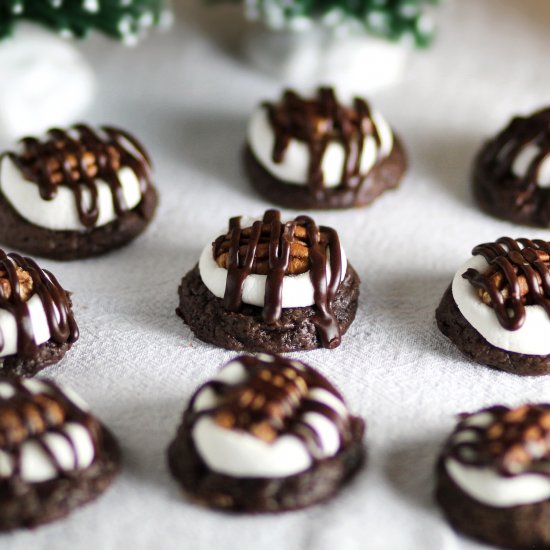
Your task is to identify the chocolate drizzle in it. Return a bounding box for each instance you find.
[463,237,550,331]
[0,251,78,358]
[0,379,100,483]
[7,125,153,228]
[188,354,352,457]
[483,108,550,187]
[213,209,344,348]
[265,87,383,195]
[445,404,550,477]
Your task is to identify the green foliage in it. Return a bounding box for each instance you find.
[241,0,440,47]
[0,0,168,43]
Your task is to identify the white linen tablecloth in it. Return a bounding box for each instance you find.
[3,1,550,548]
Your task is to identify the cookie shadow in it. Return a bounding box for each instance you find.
[115,239,203,339]
[177,112,250,192]
[413,130,484,208]
[383,437,443,511]
[60,237,202,343]
[104,394,192,501]
[135,105,251,198]
[366,269,451,333]
[82,93,250,197]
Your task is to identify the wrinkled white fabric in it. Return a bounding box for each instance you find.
[4,2,550,549]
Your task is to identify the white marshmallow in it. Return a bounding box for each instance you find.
[0,155,142,231]
[198,217,347,309]
[191,358,349,478]
[453,255,550,355]
[512,143,550,188]
[247,104,393,186]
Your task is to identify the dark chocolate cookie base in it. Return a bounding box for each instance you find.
[0,292,77,379]
[473,144,550,228]
[436,459,550,549]
[168,415,365,513]
[0,425,120,531]
[176,264,360,353]
[436,285,550,376]
[0,185,158,261]
[0,340,73,379]
[243,137,407,210]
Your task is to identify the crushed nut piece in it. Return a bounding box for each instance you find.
[250,421,277,442]
[504,405,530,423]
[208,363,311,442]
[487,423,504,439]
[452,404,550,476]
[214,221,316,276]
[475,248,550,309]
[214,410,235,429]
[0,392,68,448]
[0,267,33,301]
[24,137,121,188]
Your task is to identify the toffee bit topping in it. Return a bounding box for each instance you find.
[191,354,351,454]
[463,237,550,331]
[447,404,550,477]
[212,209,344,348]
[264,87,382,192]
[6,125,153,229]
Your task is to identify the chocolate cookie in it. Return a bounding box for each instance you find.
[436,404,550,549]
[0,378,120,531]
[244,87,407,210]
[167,354,366,512]
[176,209,359,353]
[436,237,550,375]
[0,124,158,260]
[0,250,78,378]
[473,107,550,227]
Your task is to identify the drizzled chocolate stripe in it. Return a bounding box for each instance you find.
[265,87,382,194]
[482,108,550,185]
[0,379,100,483]
[444,404,550,478]
[7,125,153,228]
[463,237,550,331]
[0,251,78,358]
[188,355,351,459]
[214,209,343,349]
[297,215,342,347]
